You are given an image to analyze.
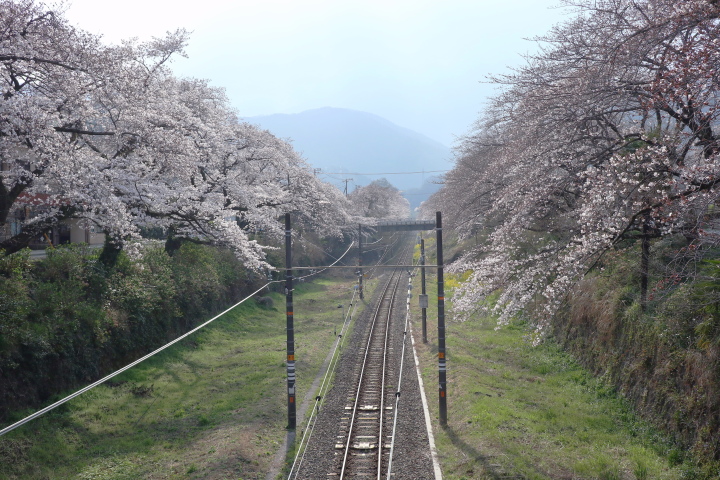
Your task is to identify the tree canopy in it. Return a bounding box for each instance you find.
[348,178,410,221]
[426,0,720,335]
[0,0,352,268]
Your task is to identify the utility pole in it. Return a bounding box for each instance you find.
[358,224,364,300]
[436,211,447,426]
[342,178,353,198]
[420,237,428,343]
[285,213,296,429]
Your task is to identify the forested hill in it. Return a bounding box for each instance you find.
[245,107,451,192]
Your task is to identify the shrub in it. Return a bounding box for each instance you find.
[0,242,261,420]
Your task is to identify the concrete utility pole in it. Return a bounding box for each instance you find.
[285,213,296,429]
[342,178,353,198]
[436,211,447,426]
[358,224,364,300]
[420,238,428,344]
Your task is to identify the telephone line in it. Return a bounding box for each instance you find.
[319,169,448,175]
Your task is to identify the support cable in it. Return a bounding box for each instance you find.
[362,233,399,276]
[294,241,355,281]
[364,233,404,279]
[363,236,384,246]
[299,238,355,264]
[363,244,393,254]
[0,242,357,438]
[0,281,278,438]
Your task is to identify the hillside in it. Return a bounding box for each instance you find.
[245,107,451,195]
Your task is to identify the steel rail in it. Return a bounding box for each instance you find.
[286,288,360,480]
[376,270,399,480]
[386,269,415,479]
[338,268,402,479]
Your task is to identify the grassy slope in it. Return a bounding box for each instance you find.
[0,276,377,480]
[409,271,684,480]
[1,262,687,480]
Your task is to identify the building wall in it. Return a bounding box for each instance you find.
[68,219,105,245]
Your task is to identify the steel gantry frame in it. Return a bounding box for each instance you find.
[283,212,448,431]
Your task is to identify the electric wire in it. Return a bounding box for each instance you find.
[363,244,393,254]
[0,280,278,438]
[287,288,361,479]
[366,233,399,265]
[363,236,384,246]
[299,237,354,264]
[364,233,404,279]
[294,241,355,281]
[0,240,357,438]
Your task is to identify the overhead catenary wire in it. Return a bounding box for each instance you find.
[363,232,404,279]
[363,236,384,246]
[363,244,393,254]
[294,241,355,281]
[299,237,355,264]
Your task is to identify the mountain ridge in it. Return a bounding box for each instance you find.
[244,107,451,194]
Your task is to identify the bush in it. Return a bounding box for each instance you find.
[555,236,720,469]
[0,242,262,420]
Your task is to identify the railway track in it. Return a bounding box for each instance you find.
[333,268,403,478]
[293,242,437,480]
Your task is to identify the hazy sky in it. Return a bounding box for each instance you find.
[64,0,571,147]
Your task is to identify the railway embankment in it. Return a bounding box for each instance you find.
[0,238,702,479]
[0,245,373,479]
[408,238,690,479]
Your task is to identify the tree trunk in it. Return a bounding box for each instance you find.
[0,206,74,255]
[98,235,123,268]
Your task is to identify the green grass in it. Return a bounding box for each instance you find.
[2,262,687,480]
[410,273,684,480]
[0,275,375,480]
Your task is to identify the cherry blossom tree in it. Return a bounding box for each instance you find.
[430,0,720,335]
[0,0,350,268]
[348,178,410,221]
